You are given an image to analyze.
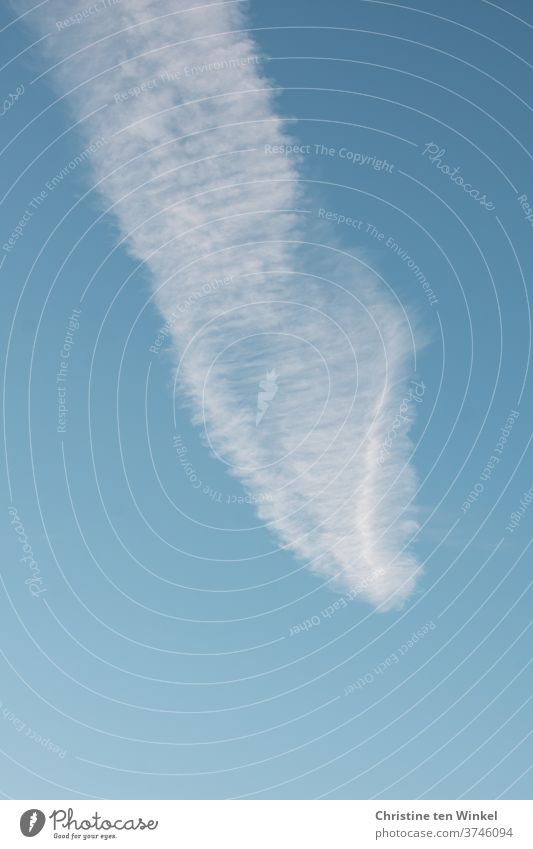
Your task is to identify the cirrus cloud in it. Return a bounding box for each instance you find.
[16,0,424,608]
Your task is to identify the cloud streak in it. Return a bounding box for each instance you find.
[19,0,423,607]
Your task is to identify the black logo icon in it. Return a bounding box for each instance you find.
[20,809,46,837]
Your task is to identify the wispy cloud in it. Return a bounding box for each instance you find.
[19,0,423,608]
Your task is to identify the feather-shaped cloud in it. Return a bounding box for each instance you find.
[18,0,423,608]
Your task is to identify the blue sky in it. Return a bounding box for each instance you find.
[1,0,532,799]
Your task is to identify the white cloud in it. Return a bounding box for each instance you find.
[19,0,423,607]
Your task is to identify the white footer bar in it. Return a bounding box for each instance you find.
[1,800,531,847]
